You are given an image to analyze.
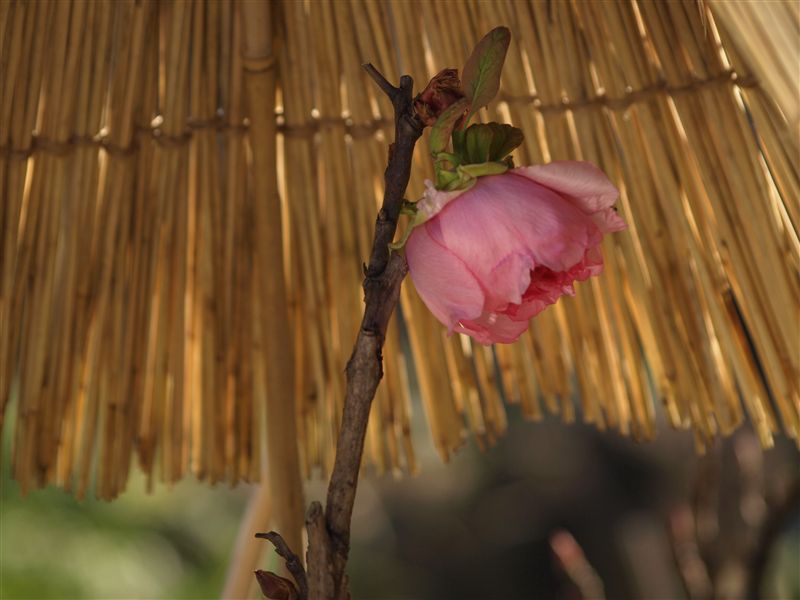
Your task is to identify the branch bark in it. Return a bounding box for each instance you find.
[322,66,422,598]
[256,65,423,600]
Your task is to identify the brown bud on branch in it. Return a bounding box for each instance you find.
[413,68,466,126]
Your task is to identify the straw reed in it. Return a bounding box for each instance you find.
[1,0,797,500]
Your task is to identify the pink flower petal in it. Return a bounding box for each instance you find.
[426,173,597,277]
[456,311,530,345]
[416,179,468,219]
[593,207,628,233]
[508,251,604,322]
[406,223,485,331]
[515,162,626,233]
[486,252,533,311]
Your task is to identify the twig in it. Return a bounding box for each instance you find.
[255,531,309,599]
[321,64,422,598]
[362,63,396,103]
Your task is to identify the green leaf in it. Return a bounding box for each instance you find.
[429,97,469,156]
[461,27,511,119]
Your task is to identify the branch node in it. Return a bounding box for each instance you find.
[399,74,413,94]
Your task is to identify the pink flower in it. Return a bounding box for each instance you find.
[405,161,626,344]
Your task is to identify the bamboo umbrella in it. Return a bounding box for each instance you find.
[1,0,797,516]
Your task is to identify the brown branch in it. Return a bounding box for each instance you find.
[305,502,337,598]
[255,64,422,600]
[362,63,397,104]
[321,65,422,598]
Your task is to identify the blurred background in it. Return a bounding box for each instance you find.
[3,400,798,599]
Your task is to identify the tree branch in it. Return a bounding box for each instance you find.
[362,63,396,103]
[321,65,422,598]
[305,502,336,598]
[255,64,422,600]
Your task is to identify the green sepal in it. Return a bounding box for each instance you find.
[429,97,469,156]
[440,162,507,192]
[452,128,467,156]
[389,204,428,251]
[400,199,418,216]
[434,152,462,168]
[436,168,461,190]
[462,123,524,164]
[465,124,494,164]
[443,170,478,192]
[458,161,509,179]
[488,123,524,161]
[444,171,478,192]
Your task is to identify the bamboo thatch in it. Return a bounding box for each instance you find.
[1,0,797,500]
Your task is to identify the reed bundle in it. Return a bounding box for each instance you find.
[1,0,797,500]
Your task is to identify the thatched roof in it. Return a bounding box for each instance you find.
[1,0,797,500]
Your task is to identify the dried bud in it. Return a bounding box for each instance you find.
[414,68,466,126]
[254,570,299,600]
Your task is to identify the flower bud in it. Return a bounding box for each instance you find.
[414,68,466,126]
[254,570,298,600]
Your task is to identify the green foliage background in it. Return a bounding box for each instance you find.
[0,400,254,600]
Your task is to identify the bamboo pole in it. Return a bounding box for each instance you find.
[240,0,304,560]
